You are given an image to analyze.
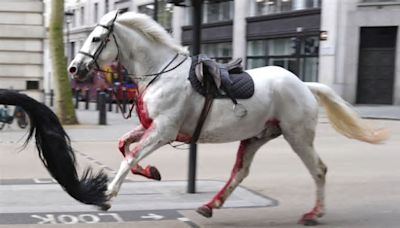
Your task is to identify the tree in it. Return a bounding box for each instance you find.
[49,0,78,124]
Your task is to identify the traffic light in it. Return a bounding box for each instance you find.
[290,37,300,54]
[304,38,314,55]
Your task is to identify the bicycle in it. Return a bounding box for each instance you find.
[0,105,28,130]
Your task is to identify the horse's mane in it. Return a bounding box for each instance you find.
[116,12,189,55]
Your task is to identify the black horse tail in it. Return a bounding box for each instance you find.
[0,90,109,207]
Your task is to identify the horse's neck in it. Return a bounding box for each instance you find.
[130,51,178,92]
[115,27,177,92]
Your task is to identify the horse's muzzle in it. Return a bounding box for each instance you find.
[68,62,91,81]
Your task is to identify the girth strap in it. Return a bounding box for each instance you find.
[190,75,216,144]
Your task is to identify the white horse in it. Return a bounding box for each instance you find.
[68,11,388,225]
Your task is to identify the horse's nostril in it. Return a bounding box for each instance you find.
[69,66,77,74]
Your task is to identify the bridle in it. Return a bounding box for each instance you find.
[77,11,188,81]
[76,11,188,119]
[78,12,120,70]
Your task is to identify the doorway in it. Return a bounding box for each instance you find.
[356,26,397,104]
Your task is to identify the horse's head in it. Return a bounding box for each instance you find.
[68,10,120,81]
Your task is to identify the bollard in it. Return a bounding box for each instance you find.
[98,92,107,125]
[96,89,100,110]
[50,89,54,107]
[108,89,113,112]
[74,89,80,109]
[85,89,90,110]
[122,88,127,113]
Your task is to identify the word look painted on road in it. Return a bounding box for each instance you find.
[31,213,123,224]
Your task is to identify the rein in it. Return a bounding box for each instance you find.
[96,53,187,119]
[95,53,188,80]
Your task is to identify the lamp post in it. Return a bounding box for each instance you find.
[167,0,201,193]
[187,0,203,194]
[153,0,158,21]
[64,11,74,63]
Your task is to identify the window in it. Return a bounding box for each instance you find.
[268,38,296,55]
[94,3,99,23]
[203,1,233,23]
[252,0,321,16]
[71,9,76,27]
[119,8,129,14]
[138,4,154,17]
[80,6,85,25]
[246,36,319,81]
[247,40,267,69]
[26,81,39,90]
[138,1,173,29]
[201,42,232,63]
[105,0,109,14]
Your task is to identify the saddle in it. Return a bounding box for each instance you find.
[189,54,254,102]
[188,55,255,144]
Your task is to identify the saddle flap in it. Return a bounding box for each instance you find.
[195,62,204,85]
[202,60,221,88]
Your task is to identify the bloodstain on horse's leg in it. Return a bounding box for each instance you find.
[298,200,324,226]
[197,139,251,218]
[118,127,161,181]
[130,165,161,181]
[136,94,153,129]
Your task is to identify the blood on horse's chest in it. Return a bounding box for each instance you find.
[136,97,153,129]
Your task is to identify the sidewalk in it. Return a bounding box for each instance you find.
[74,104,400,127]
[353,105,400,120]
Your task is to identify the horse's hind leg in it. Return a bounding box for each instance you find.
[283,126,327,226]
[118,126,161,180]
[197,126,281,218]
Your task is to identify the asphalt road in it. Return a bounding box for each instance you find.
[1,110,400,227]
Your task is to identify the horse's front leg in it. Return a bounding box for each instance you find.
[106,124,175,205]
[118,125,161,180]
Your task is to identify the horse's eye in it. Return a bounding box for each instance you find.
[92,37,101,42]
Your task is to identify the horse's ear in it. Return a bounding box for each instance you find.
[107,9,120,26]
[112,9,120,21]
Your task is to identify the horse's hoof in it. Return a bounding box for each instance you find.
[148,166,161,181]
[299,213,320,226]
[299,219,319,226]
[106,187,119,198]
[99,203,111,211]
[196,205,213,218]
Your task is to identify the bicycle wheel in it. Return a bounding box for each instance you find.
[16,111,28,129]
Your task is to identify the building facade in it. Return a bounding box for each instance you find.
[0,0,45,100]
[320,0,400,105]
[62,0,321,80]
[180,0,321,82]
[60,0,400,105]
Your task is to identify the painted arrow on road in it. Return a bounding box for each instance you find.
[141,213,164,220]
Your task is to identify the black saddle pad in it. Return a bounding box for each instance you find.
[188,56,255,99]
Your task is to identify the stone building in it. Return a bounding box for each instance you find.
[60,0,400,105]
[0,0,45,100]
[320,0,400,105]
[62,0,321,81]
